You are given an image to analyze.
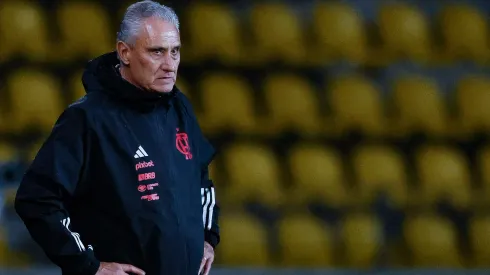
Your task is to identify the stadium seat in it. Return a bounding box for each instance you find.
[263,74,322,136]
[199,73,256,135]
[439,4,489,62]
[185,3,241,65]
[279,214,333,266]
[312,2,367,64]
[352,145,407,207]
[341,213,381,268]
[6,69,64,133]
[327,75,385,137]
[456,76,490,136]
[391,75,447,137]
[469,216,490,266]
[287,143,348,207]
[0,1,49,62]
[56,2,113,61]
[0,225,31,267]
[415,145,471,209]
[26,138,46,162]
[378,3,431,63]
[69,70,86,102]
[249,3,305,65]
[219,212,270,266]
[477,146,490,202]
[404,214,462,267]
[0,142,17,164]
[222,143,283,208]
[175,77,190,99]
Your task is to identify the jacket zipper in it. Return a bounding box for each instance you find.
[156,107,188,274]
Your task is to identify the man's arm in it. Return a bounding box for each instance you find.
[177,92,221,248]
[15,106,100,275]
[201,164,220,248]
[198,127,220,248]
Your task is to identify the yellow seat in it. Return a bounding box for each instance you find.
[7,69,64,133]
[404,214,462,267]
[175,77,190,99]
[312,2,367,64]
[415,145,471,209]
[456,76,490,136]
[279,214,333,267]
[222,143,283,208]
[342,213,381,268]
[57,2,113,61]
[26,138,47,162]
[378,3,431,63]
[250,3,305,65]
[352,145,408,207]
[392,75,447,137]
[185,3,241,65]
[439,4,489,62]
[0,1,49,62]
[219,212,270,266]
[264,74,321,136]
[477,146,490,202]
[328,75,385,137]
[199,73,256,135]
[0,225,32,267]
[0,142,17,163]
[69,70,86,103]
[288,144,348,207]
[469,216,490,266]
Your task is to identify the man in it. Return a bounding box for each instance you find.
[14,1,220,275]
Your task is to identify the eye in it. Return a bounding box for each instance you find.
[171,48,180,55]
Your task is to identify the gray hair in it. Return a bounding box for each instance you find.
[117,1,180,46]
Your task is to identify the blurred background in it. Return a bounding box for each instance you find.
[1,0,490,274]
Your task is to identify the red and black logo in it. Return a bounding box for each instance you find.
[176,128,192,160]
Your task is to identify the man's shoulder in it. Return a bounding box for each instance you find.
[69,91,111,113]
[65,91,113,126]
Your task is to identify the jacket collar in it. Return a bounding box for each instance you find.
[82,51,178,112]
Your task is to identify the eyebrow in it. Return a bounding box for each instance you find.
[148,44,181,51]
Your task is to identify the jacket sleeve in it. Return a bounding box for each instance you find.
[15,106,100,275]
[178,92,221,249]
[199,136,220,249]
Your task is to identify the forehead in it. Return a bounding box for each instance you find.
[136,17,180,47]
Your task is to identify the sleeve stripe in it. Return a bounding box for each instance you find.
[202,188,211,228]
[61,217,86,252]
[206,187,215,230]
[201,188,206,205]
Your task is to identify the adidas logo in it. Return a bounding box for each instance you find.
[134,146,149,159]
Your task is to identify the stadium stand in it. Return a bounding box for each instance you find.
[1,0,490,270]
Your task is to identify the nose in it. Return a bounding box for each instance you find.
[160,55,177,72]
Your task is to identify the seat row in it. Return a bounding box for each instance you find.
[219,211,490,267]
[0,1,488,65]
[1,139,489,209]
[1,69,490,138]
[212,142,489,209]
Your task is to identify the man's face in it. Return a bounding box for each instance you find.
[121,17,181,93]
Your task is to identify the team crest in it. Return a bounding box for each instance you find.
[176,128,192,160]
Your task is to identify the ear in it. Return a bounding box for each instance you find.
[116,41,131,66]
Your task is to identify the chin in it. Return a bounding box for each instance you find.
[152,84,174,93]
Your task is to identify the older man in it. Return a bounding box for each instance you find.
[14,1,220,275]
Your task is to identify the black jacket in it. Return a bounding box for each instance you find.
[15,52,220,275]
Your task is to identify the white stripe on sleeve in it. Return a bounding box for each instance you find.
[206,187,216,230]
[61,217,86,252]
[202,188,211,228]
